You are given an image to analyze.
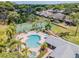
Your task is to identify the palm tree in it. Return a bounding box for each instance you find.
[45,21,52,31]
[0,29,7,52]
[6,23,16,40]
[5,39,18,52]
[0,23,17,53]
[38,43,48,58]
[70,12,79,36]
[21,48,31,58]
[74,20,79,36]
[40,43,48,53]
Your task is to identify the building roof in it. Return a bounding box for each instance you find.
[46,36,79,58]
[36,10,65,20]
[52,13,65,20]
[46,36,66,47]
[53,44,75,58]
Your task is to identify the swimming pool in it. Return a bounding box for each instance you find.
[26,35,41,48]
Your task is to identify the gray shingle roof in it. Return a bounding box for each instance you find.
[46,36,79,58]
[46,36,66,47]
[52,13,65,20]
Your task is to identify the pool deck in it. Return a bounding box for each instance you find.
[16,33,28,43]
[15,31,48,56]
[39,39,46,44]
[16,31,47,43]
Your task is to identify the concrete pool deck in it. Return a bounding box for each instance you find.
[16,31,48,44]
[15,31,48,53]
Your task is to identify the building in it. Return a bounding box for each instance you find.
[46,36,79,58]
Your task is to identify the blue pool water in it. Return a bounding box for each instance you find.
[26,35,41,48]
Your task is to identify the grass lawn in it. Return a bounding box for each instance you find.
[63,35,79,45]
[51,23,79,45]
[0,52,18,58]
[51,24,68,34]
[0,25,7,30]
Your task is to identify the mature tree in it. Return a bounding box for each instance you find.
[44,5,54,9]
[0,1,15,24]
[64,3,77,9]
[16,4,32,23]
[53,4,64,10]
[63,3,79,15]
[35,7,46,12]
[27,14,38,22]
[4,1,15,11]
[7,11,20,24]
